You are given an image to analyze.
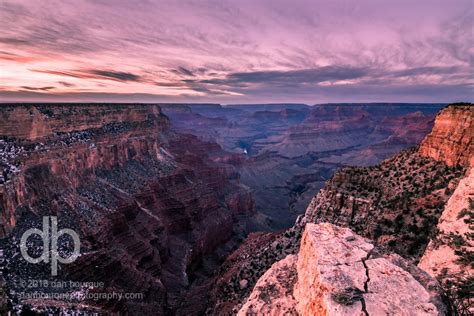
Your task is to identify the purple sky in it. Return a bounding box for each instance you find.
[0,0,472,103]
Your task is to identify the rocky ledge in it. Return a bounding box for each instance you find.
[239,223,447,316]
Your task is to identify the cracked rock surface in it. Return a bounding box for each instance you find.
[238,255,298,316]
[239,223,447,315]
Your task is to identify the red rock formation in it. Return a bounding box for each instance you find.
[417,104,474,312]
[0,104,254,314]
[0,104,169,236]
[419,104,473,167]
[0,104,163,140]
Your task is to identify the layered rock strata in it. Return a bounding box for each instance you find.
[0,104,254,314]
[418,104,473,167]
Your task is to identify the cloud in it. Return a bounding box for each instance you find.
[89,70,141,81]
[187,65,473,97]
[0,38,32,45]
[0,0,472,102]
[32,69,142,82]
[0,50,39,63]
[0,90,181,102]
[57,81,75,87]
[173,67,194,76]
[1,82,471,104]
[202,66,369,86]
[391,66,465,77]
[20,86,55,91]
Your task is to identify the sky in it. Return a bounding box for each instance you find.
[0,0,472,104]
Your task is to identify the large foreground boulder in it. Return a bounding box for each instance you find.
[239,223,447,315]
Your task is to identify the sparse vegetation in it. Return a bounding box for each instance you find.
[332,287,364,306]
[454,249,474,268]
[443,276,474,316]
[457,208,470,220]
[306,148,465,259]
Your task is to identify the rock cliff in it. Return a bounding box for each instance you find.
[0,104,254,314]
[239,223,446,315]
[209,104,472,314]
[416,104,473,313]
[418,104,473,167]
[302,148,464,259]
[418,166,473,313]
[0,104,162,141]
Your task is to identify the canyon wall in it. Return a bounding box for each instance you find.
[0,104,169,235]
[163,103,442,230]
[209,104,472,314]
[416,105,474,312]
[418,104,473,166]
[0,104,254,314]
[303,104,473,259]
[0,104,162,140]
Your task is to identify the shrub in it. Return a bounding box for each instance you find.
[332,287,364,306]
[454,249,474,268]
[374,225,383,238]
[457,209,469,220]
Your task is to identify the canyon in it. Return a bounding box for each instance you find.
[0,104,254,314]
[163,103,443,230]
[0,102,471,315]
[207,104,473,315]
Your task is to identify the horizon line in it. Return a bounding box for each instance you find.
[1,101,467,106]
